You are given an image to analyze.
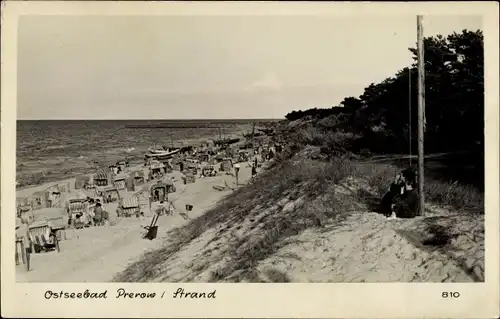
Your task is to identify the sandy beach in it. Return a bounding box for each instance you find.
[16,158,257,283]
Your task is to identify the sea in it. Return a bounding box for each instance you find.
[16,119,275,188]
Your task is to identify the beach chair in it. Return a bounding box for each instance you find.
[118,196,140,218]
[28,221,60,254]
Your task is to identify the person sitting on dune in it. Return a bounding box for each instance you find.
[381,167,419,219]
[380,173,405,217]
[392,179,420,218]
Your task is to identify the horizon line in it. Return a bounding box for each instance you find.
[16,117,285,121]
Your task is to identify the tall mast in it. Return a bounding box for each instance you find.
[417,15,426,217]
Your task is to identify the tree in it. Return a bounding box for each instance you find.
[340,96,363,112]
[284,29,484,156]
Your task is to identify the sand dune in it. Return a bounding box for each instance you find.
[112,179,484,283]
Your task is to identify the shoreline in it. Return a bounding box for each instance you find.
[15,157,144,193]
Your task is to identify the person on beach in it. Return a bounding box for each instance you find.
[87,199,96,226]
[251,164,257,178]
[79,209,91,227]
[102,209,109,225]
[94,203,104,226]
[155,200,173,216]
[168,198,177,216]
[74,213,84,229]
[157,201,167,216]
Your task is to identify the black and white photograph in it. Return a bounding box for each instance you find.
[2,1,499,318]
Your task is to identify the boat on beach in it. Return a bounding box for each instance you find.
[213,137,241,147]
[145,142,184,166]
[147,147,181,156]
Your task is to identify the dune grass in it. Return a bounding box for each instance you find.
[356,162,484,214]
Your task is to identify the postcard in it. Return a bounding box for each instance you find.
[1,1,499,318]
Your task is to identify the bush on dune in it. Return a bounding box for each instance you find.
[424,179,483,214]
[357,163,484,214]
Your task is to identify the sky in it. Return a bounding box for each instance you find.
[17,14,482,120]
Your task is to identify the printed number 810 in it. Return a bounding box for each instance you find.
[442,292,460,298]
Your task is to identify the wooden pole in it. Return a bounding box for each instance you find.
[409,68,412,167]
[417,15,425,217]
